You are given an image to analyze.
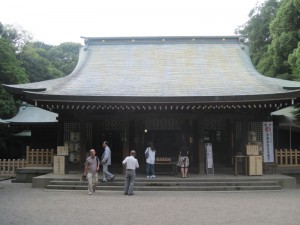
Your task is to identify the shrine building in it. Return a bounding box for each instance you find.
[3,36,300,173]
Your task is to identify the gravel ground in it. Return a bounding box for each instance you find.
[1,179,300,225]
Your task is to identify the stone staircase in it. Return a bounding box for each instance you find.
[45,177,283,192]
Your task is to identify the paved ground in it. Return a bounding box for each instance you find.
[1,178,300,225]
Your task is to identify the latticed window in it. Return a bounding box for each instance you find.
[63,122,93,148]
[144,118,183,130]
[248,122,263,142]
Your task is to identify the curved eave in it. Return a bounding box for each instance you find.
[2,84,46,95]
[22,90,300,104]
[8,121,57,125]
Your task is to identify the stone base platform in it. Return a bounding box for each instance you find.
[32,172,297,190]
[15,167,53,183]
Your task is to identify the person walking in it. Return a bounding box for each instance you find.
[84,149,100,195]
[145,142,156,178]
[122,150,139,195]
[101,141,115,182]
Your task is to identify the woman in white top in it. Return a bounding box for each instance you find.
[145,142,156,178]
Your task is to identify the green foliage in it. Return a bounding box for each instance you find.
[267,0,300,76]
[47,42,81,75]
[235,0,279,67]
[268,31,298,74]
[288,42,300,79]
[0,21,81,118]
[0,38,28,118]
[0,24,33,52]
[18,41,81,82]
[236,0,300,79]
[0,87,18,118]
[0,39,28,84]
[18,43,64,82]
[236,0,300,120]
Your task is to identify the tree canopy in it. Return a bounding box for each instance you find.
[236,0,300,80]
[0,22,81,118]
[236,0,300,120]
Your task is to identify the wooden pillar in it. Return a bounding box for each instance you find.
[241,118,249,154]
[121,118,130,174]
[56,114,64,146]
[122,118,130,158]
[79,119,87,168]
[198,117,205,175]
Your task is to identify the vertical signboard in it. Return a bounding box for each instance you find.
[53,155,65,175]
[263,122,274,163]
[205,143,214,175]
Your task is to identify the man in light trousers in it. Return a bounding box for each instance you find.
[122,150,139,195]
[101,141,115,182]
[84,149,100,195]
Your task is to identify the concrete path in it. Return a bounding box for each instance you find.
[1,179,300,225]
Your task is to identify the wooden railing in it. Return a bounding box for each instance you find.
[26,146,54,167]
[0,147,54,176]
[0,159,26,176]
[275,149,300,166]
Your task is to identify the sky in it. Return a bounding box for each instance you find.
[0,0,265,45]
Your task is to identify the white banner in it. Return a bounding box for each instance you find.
[205,143,214,175]
[263,122,274,163]
[206,143,213,169]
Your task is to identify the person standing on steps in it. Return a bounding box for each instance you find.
[178,141,189,178]
[122,150,139,195]
[84,149,100,195]
[145,142,156,178]
[101,141,115,182]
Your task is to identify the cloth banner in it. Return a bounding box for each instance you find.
[263,122,274,162]
[205,143,214,175]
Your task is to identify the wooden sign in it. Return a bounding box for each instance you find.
[57,145,68,156]
[246,145,259,155]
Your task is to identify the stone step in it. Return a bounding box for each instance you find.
[45,179,282,191]
[46,184,282,191]
[48,180,281,187]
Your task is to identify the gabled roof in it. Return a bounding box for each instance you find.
[271,106,297,120]
[272,106,300,132]
[5,103,57,124]
[3,36,300,105]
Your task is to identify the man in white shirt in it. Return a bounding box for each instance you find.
[122,150,139,195]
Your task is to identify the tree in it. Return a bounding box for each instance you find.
[18,41,81,82]
[267,0,300,77]
[235,0,279,67]
[18,43,64,82]
[0,38,28,118]
[47,42,81,75]
[288,42,300,79]
[0,24,33,53]
[236,0,300,79]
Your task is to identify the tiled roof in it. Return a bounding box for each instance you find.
[0,119,8,124]
[6,103,57,124]
[3,36,300,103]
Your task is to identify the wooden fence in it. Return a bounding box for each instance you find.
[0,159,26,176]
[275,149,300,166]
[26,146,54,167]
[0,147,54,176]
